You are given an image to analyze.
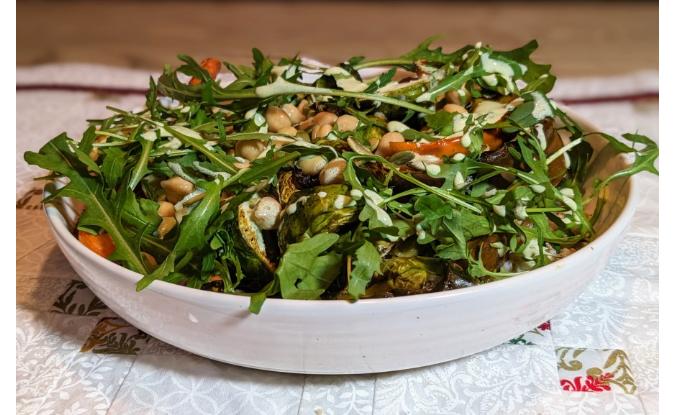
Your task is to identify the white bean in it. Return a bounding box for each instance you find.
[235,139,265,161]
[336,114,359,132]
[160,176,194,204]
[375,132,405,156]
[319,158,347,185]
[252,197,282,230]
[265,106,292,132]
[298,155,327,176]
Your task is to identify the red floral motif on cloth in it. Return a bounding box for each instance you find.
[537,321,551,331]
[560,373,614,392]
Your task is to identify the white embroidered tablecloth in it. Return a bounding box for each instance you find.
[16,64,659,415]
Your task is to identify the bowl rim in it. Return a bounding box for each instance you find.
[43,108,639,311]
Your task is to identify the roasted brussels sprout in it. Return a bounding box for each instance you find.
[363,256,446,297]
[278,184,359,249]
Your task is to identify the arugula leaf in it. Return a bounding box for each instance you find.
[347,241,381,299]
[136,177,229,290]
[399,37,471,65]
[101,147,127,189]
[277,233,343,300]
[492,40,556,93]
[365,68,397,93]
[424,111,458,135]
[596,132,659,189]
[416,66,481,103]
[128,137,153,190]
[24,134,148,274]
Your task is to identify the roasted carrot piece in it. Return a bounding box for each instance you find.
[78,231,116,258]
[189,58,222,85]
[389,131,502,158]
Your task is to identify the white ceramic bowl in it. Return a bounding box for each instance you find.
[43,109,636,374]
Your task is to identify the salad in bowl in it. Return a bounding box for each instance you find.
[25,38,658,315]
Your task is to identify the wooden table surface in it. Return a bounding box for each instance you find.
[17,1,657,77]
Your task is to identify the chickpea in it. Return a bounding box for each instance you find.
[312,124,333,141]
[281,103,306,125]
[157,201,175,217]
[297,155,327,176]
[297,117,315,131]
[313,111,338,126]
[265,106,292,132]
[277,126,298,136]
[235,139,265,161]
[157,216,177,239]
[442,103,468,114]
[375,132,405,156]
[252,196,282,230]
[336,114,359,132]
[319,158,347,185]
[160,176,194,204]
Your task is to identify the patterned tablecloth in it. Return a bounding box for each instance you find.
[16,64,659,415]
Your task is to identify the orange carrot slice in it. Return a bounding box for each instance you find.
[78,231,116,258]
[389,131,502,158]
[189,58,222,86]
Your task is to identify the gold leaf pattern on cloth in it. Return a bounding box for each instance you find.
[557,347,637,394]
[81,317,150,355]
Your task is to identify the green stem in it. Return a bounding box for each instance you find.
[376,158,481,213]
[163,125,237,174]
[128,138,153,190]
[353,58,415,70]
[382,188,426,204]
[526,207,567,213]
[253,78,433,114]
[546,138,584,165]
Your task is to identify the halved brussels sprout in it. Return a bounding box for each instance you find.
[238,201,276,272]
[363,256,445,297]
[278,184,358,249]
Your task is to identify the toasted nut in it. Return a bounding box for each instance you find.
[319,158,347,185]
[297,99,310,114]
[277,126,298,136]
[312,124,333,141]
[89,147,100,162]
[336,114,359,132]
[295,130,311,141]
[234,160,251,170]
[374,112,387,121]
[281,103,306,124]
[157,216,177,239]
[160,177,194,204]
[252,196,282,230]
[88,136,107,161]
[442,103,468,114]
[445,90,463,105]
[375,132,405,156]
[265,106,292,132]
[297,155,327,176]
[313,111,338,126]
[235,139,265,161]
[142,252,158,269]
[157,201,175,217]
